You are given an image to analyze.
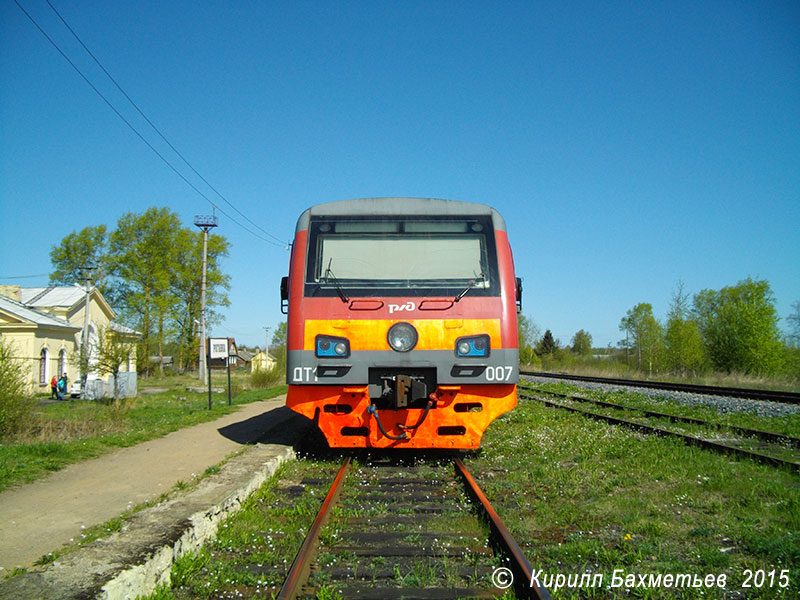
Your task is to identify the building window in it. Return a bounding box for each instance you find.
[39,348,48,385]
[58,350,67,379]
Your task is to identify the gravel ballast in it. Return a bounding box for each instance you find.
[522,375,800,418]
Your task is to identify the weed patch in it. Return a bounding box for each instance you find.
[0,384,286,490]
[466,394,799,598]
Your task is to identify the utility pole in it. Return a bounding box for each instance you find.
[194,215,218,383]
[80,262,95,397]
[264,326,270,369]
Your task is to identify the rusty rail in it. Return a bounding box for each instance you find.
[522,393,800,473]
[278,455,551,599]
[537,388,800,448]
[454,458,552,600]
[521,371,800,404]
[276,456,351,600]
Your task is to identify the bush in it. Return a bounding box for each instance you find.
[0,339,35,438]
[249,364,285,388]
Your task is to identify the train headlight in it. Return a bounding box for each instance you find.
[455,335,490,357]
[387,322,418,352]
[316,335,350,358]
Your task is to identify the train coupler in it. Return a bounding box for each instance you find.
[379,374,428,409]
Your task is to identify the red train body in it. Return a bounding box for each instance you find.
[281,198,520,449]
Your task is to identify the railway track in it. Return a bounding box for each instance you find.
[520,389,800,472]
[277,455,550,600]
[521,371,800,404]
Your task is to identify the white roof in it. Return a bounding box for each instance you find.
[0,294,80,330]
[20,285,88,308]
[110,321,140,335]
[1,285,138,337]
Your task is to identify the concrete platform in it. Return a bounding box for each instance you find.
[0,396,311,599]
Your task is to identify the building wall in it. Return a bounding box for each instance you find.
[0,288,138,394]
[43,293,138,375]
[0,326,78,392]
[250,350,277,373]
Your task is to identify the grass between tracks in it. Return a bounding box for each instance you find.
[145,380,799,599]
[0,372,287,491]
[463,380,800,599]
[145,456,344,600]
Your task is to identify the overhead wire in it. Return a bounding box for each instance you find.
[0,273,52,280]
[43,0,286,246]
[13,0,285,248]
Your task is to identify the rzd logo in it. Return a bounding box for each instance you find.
[388,301,415,314]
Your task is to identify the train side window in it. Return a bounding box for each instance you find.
[516,277,523,312]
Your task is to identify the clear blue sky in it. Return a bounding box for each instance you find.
[2,1,798,349]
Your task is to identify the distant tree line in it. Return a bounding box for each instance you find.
[518,278,800,379]
[49,207,230,375]
[619,278,795,377]
[517,315,593,368]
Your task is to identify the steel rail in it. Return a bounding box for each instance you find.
[280,455,551,598]
[277,456,352,600]
[521,393,800,473]
[536,388,800,448]
[454,458,552,600]
[521,371,800,404]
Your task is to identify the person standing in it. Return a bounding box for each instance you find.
[50,375,58,399]
[56,375,66,401]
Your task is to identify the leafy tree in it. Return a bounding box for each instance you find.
[0,339,33,438]
[49,225,109,292]
[92,327,136,401]
[50,208,231,376]
[271,321,288,363]
[270,321,288,379]
[517,314,541,366]
[620,303,664,374]
[783,304,800,377]
[787,300,800,348]
[664,282,707,375]
[107,208,182,375]
[169,228,230,371]
[571,330,593,356]
[271,321,287,349]
[693,278,784,375]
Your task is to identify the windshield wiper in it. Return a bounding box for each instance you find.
[454,272,486,303]
[324,259,350,303]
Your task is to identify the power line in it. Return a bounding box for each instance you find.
[13,0,285,248]
[0,273,51,280]
[44,0,286,246]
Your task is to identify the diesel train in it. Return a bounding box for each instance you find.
[281,198,521,449]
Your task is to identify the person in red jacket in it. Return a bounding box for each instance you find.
[50,375,58,399]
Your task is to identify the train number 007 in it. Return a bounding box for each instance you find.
[485,366,513,381]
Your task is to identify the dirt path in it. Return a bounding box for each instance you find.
[0,396,290,573]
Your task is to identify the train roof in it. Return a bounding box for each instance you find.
[295,198,507,232]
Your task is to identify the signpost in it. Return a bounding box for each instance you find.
[227,344,235,405]
[208,338,228,410]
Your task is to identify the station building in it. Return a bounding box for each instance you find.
[0,284,138,395]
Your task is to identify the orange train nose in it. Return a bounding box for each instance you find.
[286,384,517,449]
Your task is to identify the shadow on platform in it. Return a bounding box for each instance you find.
[217,406,314,446]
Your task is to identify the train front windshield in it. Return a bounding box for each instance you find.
[305,216,500,298]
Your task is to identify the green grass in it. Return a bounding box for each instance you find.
[0,380,287,491]
[524,380,800,439]
[147,458,341,599]
[465,389,800,598]
[143,380,799,599]
[524,358,800,393]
